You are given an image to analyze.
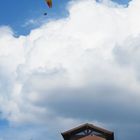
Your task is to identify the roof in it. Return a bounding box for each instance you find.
[62,123,113,135]
[61,123,114,140]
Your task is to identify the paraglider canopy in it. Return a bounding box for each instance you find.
[45,0,52,8]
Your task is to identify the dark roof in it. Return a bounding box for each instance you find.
[62,123,113,136]
[61,123,114,140]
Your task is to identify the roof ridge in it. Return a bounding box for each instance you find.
[61,123,113,135]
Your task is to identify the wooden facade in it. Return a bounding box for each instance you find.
[61,123,114,140]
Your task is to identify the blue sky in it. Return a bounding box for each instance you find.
[0,0,140,140]
[0,0,131,35]
[0,0,69,35]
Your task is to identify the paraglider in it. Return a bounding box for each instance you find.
[44,12,47,15]
[43,0,52,16]
[45,0,52,8]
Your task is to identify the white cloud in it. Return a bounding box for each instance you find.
[0,0,140,140]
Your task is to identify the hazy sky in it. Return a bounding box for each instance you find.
[0,0,140,140]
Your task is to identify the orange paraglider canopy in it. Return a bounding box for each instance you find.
[45,0,52,8]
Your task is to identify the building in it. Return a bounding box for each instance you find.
[61,123,114,140]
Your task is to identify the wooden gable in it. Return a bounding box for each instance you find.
[61,123,114,140]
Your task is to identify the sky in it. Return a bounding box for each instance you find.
[1,0,140,140]
[0,0,69,35]
[0,0,130,35]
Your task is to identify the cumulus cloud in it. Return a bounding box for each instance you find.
[0,0,140,140]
